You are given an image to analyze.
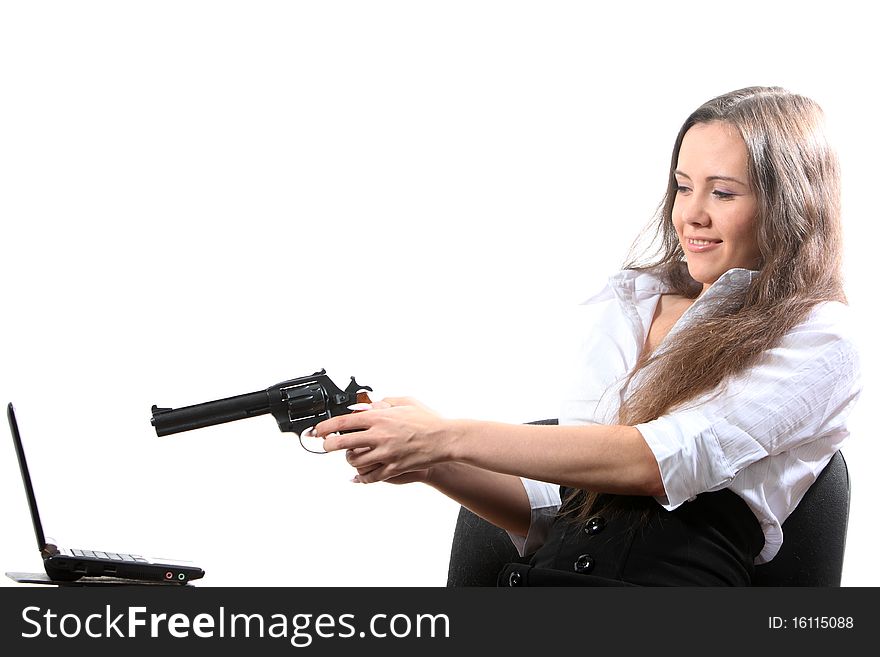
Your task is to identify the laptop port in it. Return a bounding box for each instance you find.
[165,571,173,580]
[104,566,117,575]
[177,573,185,581]
[73,563,87,573]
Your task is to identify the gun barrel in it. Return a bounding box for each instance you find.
[151,390,271,436]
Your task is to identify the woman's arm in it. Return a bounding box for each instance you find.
[442,419,664,497]
[423,462,534,537]
[316,398,664,502]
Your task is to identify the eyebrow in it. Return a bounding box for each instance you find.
[674,170,748,186]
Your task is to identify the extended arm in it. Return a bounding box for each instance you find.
[315,399,664,535]
[424,462,534,538]
[440,419,664,497]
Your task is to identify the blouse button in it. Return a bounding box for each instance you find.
[584,516,606,535]
[574,554,595,574]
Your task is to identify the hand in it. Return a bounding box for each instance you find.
[348,448,429,485]
[315,397,454,484]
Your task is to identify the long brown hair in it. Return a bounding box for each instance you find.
[563,86,845,522]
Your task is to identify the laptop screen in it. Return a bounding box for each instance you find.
[7,403,49,553]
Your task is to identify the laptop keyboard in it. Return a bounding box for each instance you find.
[72,548,148,563]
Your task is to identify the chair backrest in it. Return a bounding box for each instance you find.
[446,420,851,587]
[752,450,850,586]
[446,505,523,586]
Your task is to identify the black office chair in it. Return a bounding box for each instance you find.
[446,420,851,587]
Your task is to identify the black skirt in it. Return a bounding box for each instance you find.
[499,489,764,587]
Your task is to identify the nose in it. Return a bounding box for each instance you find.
[679,194,710,227]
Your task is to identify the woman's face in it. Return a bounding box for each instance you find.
[672,121,761,292]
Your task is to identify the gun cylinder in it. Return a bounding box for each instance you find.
[151,390,271,436]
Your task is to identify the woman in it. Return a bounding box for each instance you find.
[314,86,861,586]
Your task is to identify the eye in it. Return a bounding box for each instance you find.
[712,190,736,200]
[675,184,691,194]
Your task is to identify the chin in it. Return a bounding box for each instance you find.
[685,265,721,288]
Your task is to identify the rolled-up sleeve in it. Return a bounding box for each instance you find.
[505,478,561,557]
[636,310,861,510]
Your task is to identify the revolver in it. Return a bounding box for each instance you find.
[151,370,373,449]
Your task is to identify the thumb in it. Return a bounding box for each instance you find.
[380,397,436,414]
[380,397,418,407]
[347,400,393,412]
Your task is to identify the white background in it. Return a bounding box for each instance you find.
[1,1,876,587]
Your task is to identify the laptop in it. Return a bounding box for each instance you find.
[7,402,205,584]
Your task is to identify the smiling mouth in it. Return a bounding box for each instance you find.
[684,238,723,254]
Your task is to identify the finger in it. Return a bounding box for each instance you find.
[355,463,396,484]
[322,429,373,453]
[315,410,375,437]
[350,462,383,483]
[380,396,434,413]
[347,449,381,469]
[356,463,382,477]
[380,397,417,407]
[345,447,372,464]
[348,400,392,412]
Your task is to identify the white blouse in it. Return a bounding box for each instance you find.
[511,267,862,564]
